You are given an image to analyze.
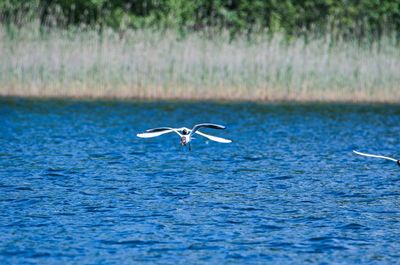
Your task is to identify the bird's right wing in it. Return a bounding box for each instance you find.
[195,131,232,143]
[137,127,182,138]
[145,127,175,133]
[353,150,397,162]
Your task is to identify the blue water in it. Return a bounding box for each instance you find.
[1,98,400,264]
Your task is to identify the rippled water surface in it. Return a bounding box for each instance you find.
[1,98,400,264]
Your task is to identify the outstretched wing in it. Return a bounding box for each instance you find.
[190,123,226,135]
[145,127,176,133]
[195,131,232,143]
[353,150,397,162]
[137,127,182,138]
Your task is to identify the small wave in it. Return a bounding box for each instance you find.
[225,253,246,259]
[237,207,261,212]
[100,239,161,246]
[0,250,29,257]
[255,224,283,230]
[271,175,293,180]
[84,206,110,213]
[15,186,33,191]
[44,168,66,177]
[29,252,51,258]
[45,173,65,177]
[340,223,369,230]
[242,156,265,162]
[188,244,220,251]
[308,236,332,242]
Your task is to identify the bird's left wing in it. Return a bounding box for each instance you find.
[190,123,226,135]
[195,131,232,143]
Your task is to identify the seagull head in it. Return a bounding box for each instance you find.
[180,136,187,146]
[397,160,400,166]
[182,128,189,135]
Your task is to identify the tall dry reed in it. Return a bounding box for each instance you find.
[1,23,399,102]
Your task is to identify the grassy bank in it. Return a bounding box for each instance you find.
[1,24,399,102]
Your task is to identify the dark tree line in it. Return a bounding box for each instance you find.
[1,0,399,38]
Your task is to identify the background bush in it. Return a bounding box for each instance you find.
[1,0,399,38]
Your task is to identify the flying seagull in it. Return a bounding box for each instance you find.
[137,123,232,150]
[353,150,400,166]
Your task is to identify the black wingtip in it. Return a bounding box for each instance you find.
[146,127,171,132]
[206,124,226,130]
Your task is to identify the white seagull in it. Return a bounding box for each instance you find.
[353,150,400,166]
[137,123,232,150]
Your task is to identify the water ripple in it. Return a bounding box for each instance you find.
[1,99,400,264]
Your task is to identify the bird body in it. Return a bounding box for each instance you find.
[137,123,232,150]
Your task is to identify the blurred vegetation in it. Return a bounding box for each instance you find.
[0,0,399,38]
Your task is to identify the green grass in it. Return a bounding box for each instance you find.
[1,23,399,102]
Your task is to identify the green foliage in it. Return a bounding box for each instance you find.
[0,0,399,38]
[0,0,39,26]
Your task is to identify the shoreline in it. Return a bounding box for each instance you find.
[2,89,400,104]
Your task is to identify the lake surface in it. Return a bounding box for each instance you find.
[1,98,400,264]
